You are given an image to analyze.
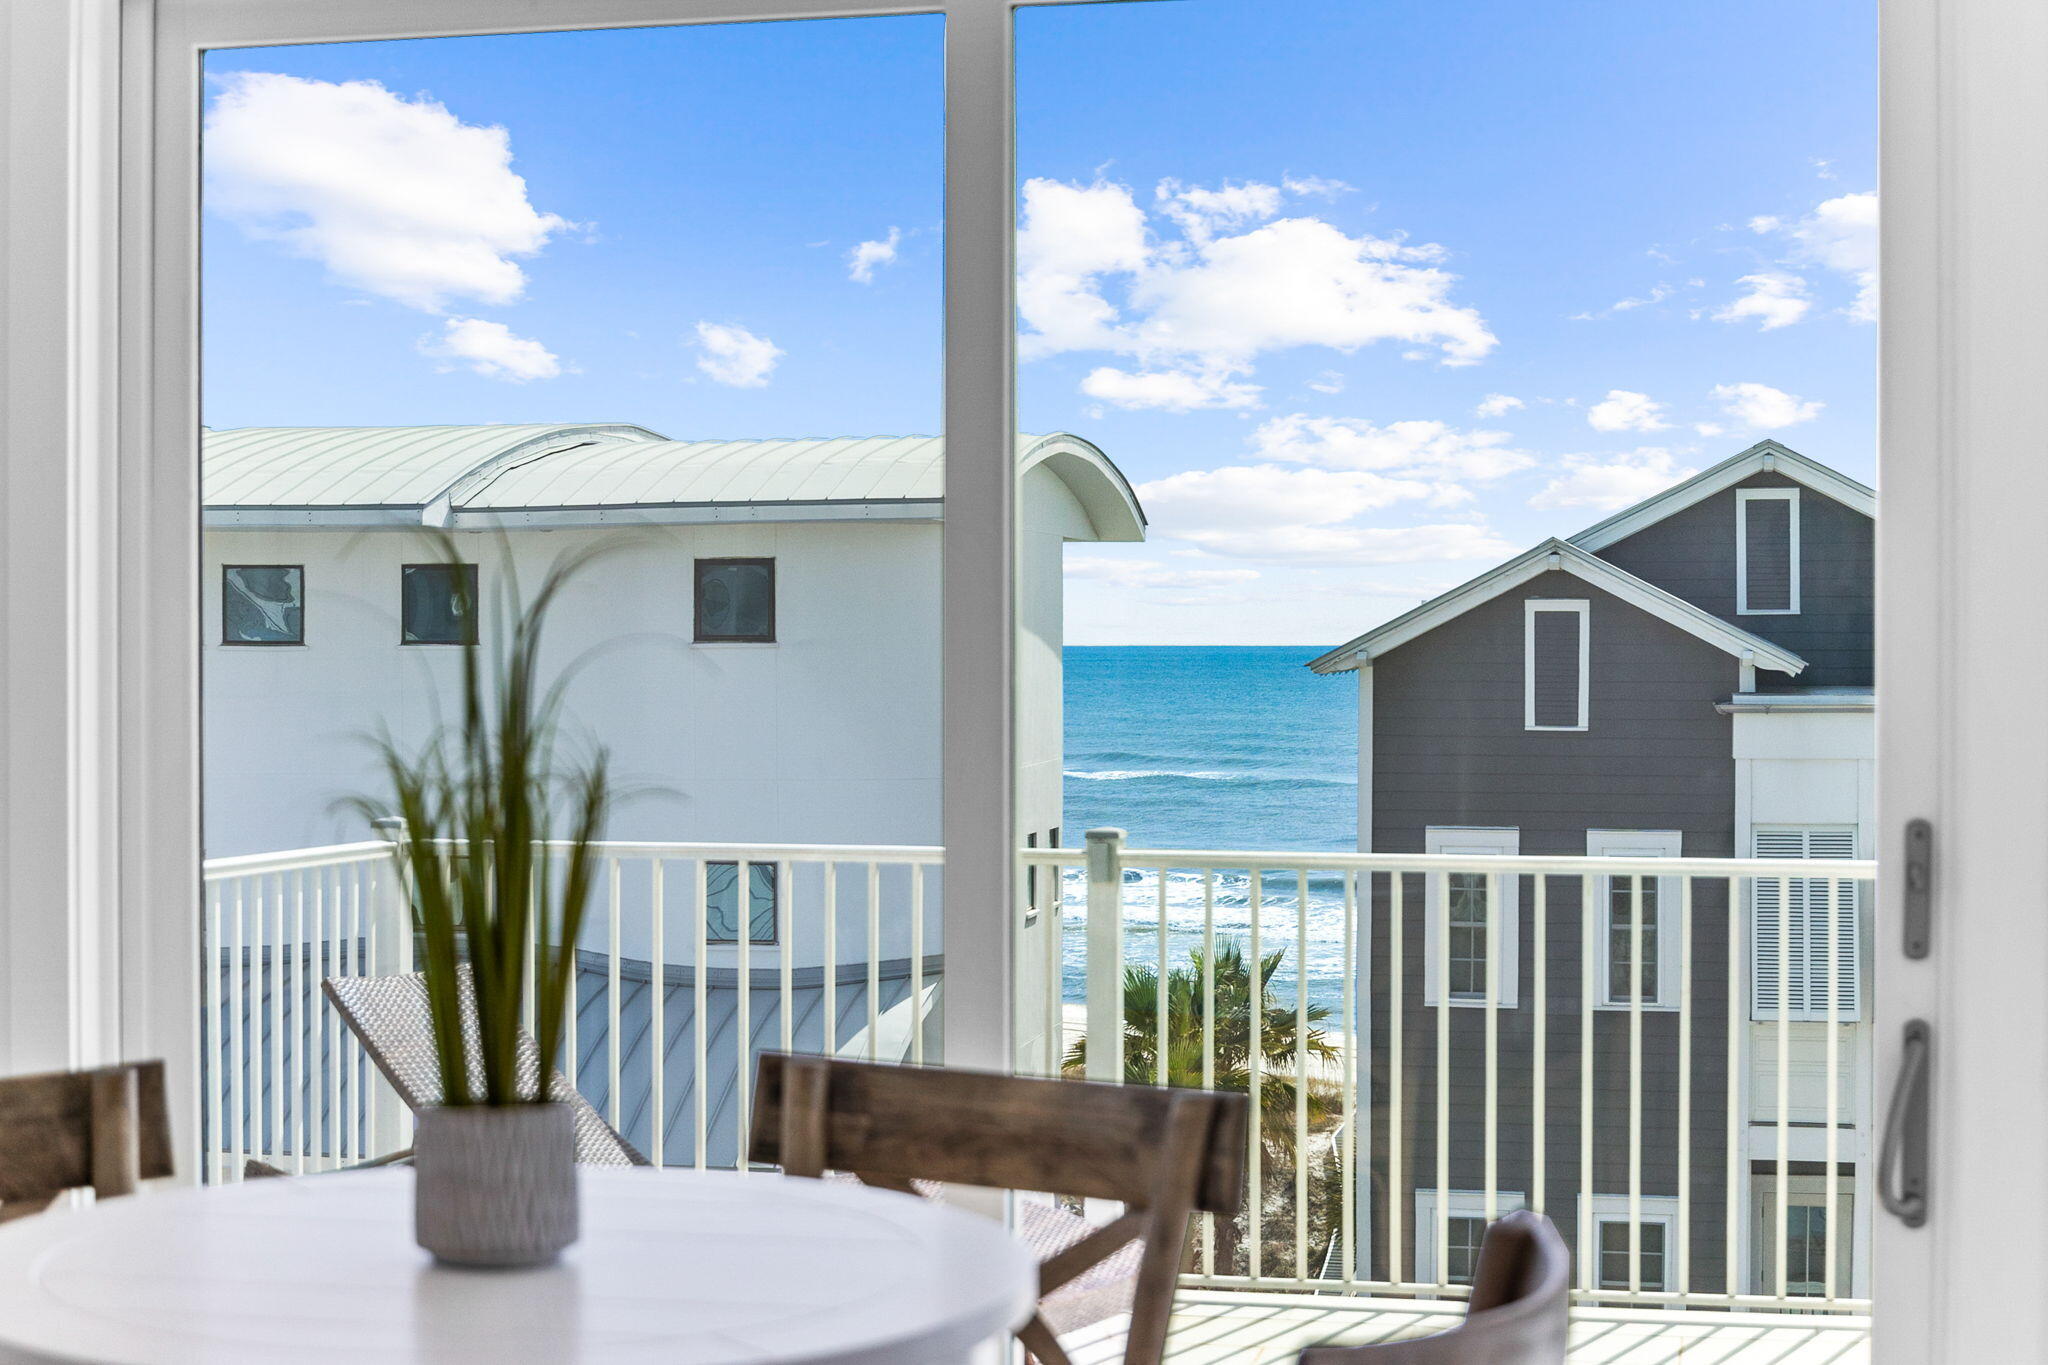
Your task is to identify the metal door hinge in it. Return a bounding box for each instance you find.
[1903,818,1933,960]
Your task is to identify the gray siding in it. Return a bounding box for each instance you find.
[1593,472,1874,688]
[1367,569,1740,1292]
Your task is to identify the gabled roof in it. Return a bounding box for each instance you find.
[1568,439,1875,553]
[1305,537,1808,676]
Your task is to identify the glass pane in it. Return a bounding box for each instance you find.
[400,564,476,645]
[695,559,774,642]
[199,15,942,1179]
[1022,0,1875,1334]
[221,566,304,645]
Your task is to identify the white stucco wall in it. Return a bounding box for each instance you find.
[202,470,1102,985]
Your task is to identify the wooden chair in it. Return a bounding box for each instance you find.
[750,1052,1248,1365]
[0,1061,173,1222]
[1297,1210,1570,1364]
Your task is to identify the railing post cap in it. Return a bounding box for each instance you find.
[1084,827,1127,843]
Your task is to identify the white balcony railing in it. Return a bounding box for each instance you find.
[1020,831,1878,1316]
[201,839,942,1181]
[203,833,1874,1318]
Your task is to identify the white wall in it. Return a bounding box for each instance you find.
[202,520,945,857]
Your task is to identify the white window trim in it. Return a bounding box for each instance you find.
[1523,598,1589,731]
[1412,1188,1528,1284]
[1736,487,1801,615]
[1585,1193,1681,1293]
[1423,826,1521,1008]
[1587,829,1683,1011]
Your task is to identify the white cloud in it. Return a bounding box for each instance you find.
[1745,191,1876,322]
[419,317,562,382]
[1694,421,1725,437]
[1587,389,1670,433]
[1134,434,1520,566]
[694,321,783,387]
[1308,370,1346,394]
[1251,413,1533,481]
[1064,556,1260,591]
[1530,447,1698,511]
[1016,178,1151,358]
[1573,283,1673,320]
[1155,178,1285,239]
[1474,393,1524,417]
[1712,271,1812,330]
[1712,381,1823,429]
[1175,519,1518,565]
[846,227,902,284]
[1080,366,1261,412]
[1788,191,1877,321]
[205,72,569,313]
[1017,174,1496,409]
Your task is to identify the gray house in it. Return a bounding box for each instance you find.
[1309,440,1875,1301]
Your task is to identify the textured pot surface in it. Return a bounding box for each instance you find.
[414,1103,578,1268]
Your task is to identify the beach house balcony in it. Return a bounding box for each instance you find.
[201,835,1874,1364]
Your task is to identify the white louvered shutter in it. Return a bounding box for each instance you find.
[1751,827,1861,1022]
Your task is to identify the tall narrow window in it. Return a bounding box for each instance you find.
[1737,487,1801,614]
[1524,599,1588,731]
[1589,829,1682,1008]
[1751,825,1861,1021]
[694,558,775,643]
[221,565,304,645]
[1424,826,1520,1006]
[400,563,477,645]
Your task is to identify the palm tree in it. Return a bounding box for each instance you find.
[1065,941,1343,1273]
[1067,942,1340,1120]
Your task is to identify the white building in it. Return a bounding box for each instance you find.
[201,423,1144,1158]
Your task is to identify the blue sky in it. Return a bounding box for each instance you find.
[201,1,1874,645]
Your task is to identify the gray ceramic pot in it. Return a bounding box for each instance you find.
[414,1103,577,1268]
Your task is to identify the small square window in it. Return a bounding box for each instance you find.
[401,564,478,645]
[222,565,304,645]
[1598,1220,1667,1291]
[695,558,775,642]
[706,860,777,944]
[1444,1216,1487,1286]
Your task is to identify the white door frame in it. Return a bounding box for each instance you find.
[7,0,2046,1354]
[1876,0,2048,1358]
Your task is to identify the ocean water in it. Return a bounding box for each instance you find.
[1059,646,1358,1012]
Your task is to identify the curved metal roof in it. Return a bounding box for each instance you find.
[458,434,948,508]
[202,424,666,509]
[201,425,1147,542]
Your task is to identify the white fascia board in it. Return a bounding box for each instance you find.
[449,500,945,529]
[1568,441,1876,553]
[1308,538,1807,677]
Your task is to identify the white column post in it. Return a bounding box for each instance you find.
[1084,828,1126,1084]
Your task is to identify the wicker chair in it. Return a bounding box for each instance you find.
[320,971,645,1168]
[1297,1210,1569,1363]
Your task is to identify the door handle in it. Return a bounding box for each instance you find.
[1878,1019,1931,1228]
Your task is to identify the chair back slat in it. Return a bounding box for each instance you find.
[322,972,646,1167]
[750,1052,1247,1365]
[0,1061,172,1219]
[1297,1209,1570,1364]
[750,1052,1245,1213]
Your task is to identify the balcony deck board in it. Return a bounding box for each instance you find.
[1062,1291,1870,1364]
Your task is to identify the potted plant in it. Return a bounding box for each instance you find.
[359,539,611,1268]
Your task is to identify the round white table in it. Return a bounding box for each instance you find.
[0,1168,1037,1364]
